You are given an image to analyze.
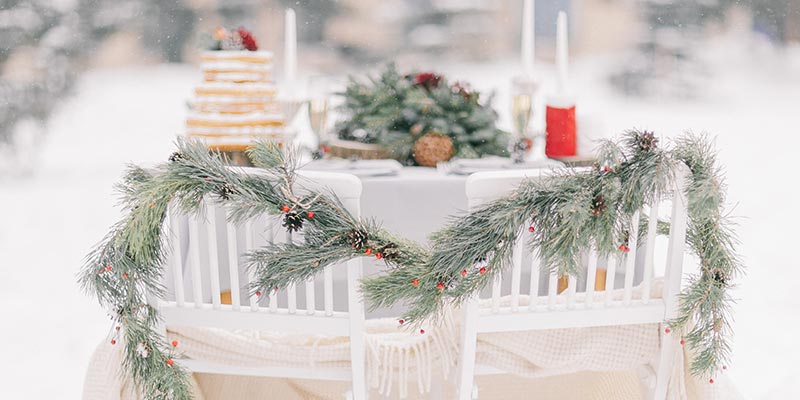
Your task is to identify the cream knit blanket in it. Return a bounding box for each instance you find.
[83,282,742,399]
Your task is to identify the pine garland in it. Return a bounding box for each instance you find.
[81,131,740,398]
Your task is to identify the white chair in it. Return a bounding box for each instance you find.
[456,166,689,400]
[152,169,367,399]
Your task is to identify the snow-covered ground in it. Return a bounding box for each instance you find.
[1,35,799,398]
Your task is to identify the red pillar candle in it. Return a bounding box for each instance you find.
[545,103,576,157]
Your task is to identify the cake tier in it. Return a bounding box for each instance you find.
[186,127,285,152]
[201,50,273,83]
[194,82,277,98]
[186,111,284,128]
[201,50,273,63]
[189,99,280,114]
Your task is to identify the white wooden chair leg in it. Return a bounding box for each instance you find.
[347,259,368,400]
[457,297,479,400]
[653,333,676,400]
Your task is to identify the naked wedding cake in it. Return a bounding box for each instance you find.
[186,28,284,151]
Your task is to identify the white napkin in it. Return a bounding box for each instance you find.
[300,158,403,177]
[439,156,563,175]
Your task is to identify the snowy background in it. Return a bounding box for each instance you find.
[2,1,800,398]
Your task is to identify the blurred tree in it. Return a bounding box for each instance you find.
[0,0,199,161]
[609,0,731,98]
[0,0,131,147]
[140,0,197,62]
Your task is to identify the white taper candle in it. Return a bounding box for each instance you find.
[521,0,535,78]
[556,11,569,93]
[284,8,297,85]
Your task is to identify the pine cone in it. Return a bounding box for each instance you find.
[712,270,726,286]
[591,194,606,217]
[378,242,400,261]
[347,229,369,250]
[217,184,235,200]
[282,212,304,232]
[168,152,184,162]
[635,131,658,152]
[412,132,455,167]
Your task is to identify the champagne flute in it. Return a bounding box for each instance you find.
[510,76,540,162]
[306,76,333,157]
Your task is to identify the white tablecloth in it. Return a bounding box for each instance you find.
[359,167,468,244]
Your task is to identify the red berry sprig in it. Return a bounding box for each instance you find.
[412,279,419,287]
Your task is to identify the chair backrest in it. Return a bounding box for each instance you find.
[155,169,364,337]
[463,165,689,333]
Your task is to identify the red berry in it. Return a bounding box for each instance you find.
[307,212,315,219]
[115,326,120,331]
[376,253,383,260]
[479,267,487,274]
[461,269,467,277]
[528,226,535,233]
[281,205,290,212]
[709,378,714,384]
[603,166,610,172]
[110,339,116,345]
[412,279,419,287]
[680,339,685,345]
[172,340,178,347]
[255,291,262,297]
[436,283,444,290]
[105,265,112,272]
[122,273,128,278]
[664,327,671,334]
[365,248,372,255]
[619,244,629,252]
[722,365,727,370]
[167,359,174,366]
[398,319,404,325]
[419,329,425,334]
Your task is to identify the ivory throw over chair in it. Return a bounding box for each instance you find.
[457,165,690,400]
[150,169,368,400]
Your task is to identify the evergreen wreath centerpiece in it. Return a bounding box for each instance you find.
[81,131,740,399]
[334,64,510,166]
